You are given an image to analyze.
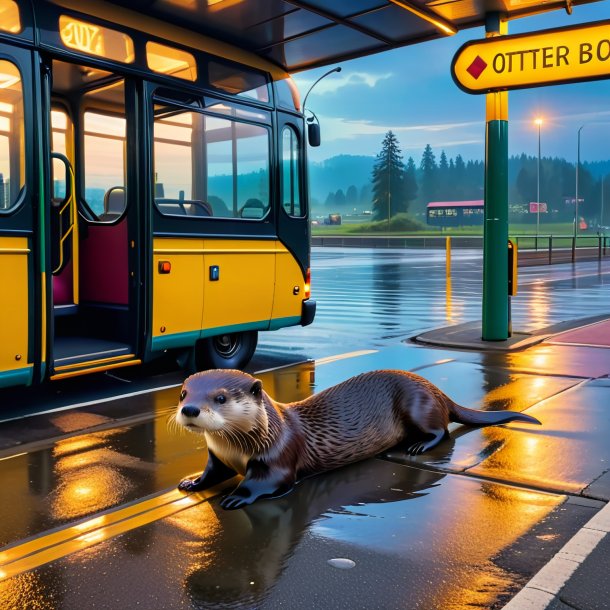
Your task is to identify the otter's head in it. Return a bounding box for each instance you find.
[175,369,266,435]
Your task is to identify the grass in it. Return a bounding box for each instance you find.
[311,219,605,242]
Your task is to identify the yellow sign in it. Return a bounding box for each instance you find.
[452,20,610,93]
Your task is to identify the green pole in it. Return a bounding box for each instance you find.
[482,14,509,340]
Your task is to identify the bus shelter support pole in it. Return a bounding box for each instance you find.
[482,14,509,341]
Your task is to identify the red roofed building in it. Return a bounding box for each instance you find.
[426,200,484,227]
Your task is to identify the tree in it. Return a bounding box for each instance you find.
[371,131,407,221]
[334,188,346,207]
[420,144,437,207]
[437,150,450,200]
[404,157,418,206]
[346,184,358,209]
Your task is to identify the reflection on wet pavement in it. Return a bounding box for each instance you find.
[0,413,203,545]
[259,248,610,361]
[0,459,562,610]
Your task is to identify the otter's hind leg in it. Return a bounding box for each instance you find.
[406,429,449,455]
[179,449,236,492]
[400,391,450,455]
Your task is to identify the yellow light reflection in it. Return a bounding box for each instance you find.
[59,16,135,63]
[0,0,21,34]
[387,0,457,35]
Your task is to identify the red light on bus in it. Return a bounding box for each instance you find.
[158,261,171,274]
[304,268,311,299]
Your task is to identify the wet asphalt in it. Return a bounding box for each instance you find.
[1,247,610,609]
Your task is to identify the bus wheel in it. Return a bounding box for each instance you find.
[195,331,258,370]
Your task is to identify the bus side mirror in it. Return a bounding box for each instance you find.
[308,121,320,147]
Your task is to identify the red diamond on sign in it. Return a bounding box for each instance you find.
[466,56,488,79]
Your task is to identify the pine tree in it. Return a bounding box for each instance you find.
[420,144,438,207]
[371,131,407,221]
[437,151,449,200]
[404,157,418,206]
[346,185,358,209]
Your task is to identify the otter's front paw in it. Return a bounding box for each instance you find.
[178,477,202,492]
[219,494,251,510]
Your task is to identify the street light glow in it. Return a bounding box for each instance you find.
[534,117,543,126]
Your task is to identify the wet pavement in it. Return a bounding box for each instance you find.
[0,248,610,609]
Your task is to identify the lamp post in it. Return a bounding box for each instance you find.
[302,66,342,112]
[534,118,543,245]
[602,174,607,230]
[573,124,584,262]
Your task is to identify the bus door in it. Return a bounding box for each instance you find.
[45,58,141,380]
[0,44,34,388]
[273,113,311,323]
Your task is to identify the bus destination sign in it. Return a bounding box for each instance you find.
[452,20,610,94]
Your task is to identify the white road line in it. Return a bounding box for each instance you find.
[503,500,610,609]
[0,383,182,424]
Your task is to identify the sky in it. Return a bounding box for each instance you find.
[292,1,610,165]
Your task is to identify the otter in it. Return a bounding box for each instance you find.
[175,369,541,509]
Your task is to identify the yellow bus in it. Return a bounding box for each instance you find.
[0,0,315,388]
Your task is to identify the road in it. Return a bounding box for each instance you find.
[1,248,609,609]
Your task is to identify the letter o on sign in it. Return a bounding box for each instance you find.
[598,39,610,62]
[493,53,505,73]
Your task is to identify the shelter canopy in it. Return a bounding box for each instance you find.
[105,0,602,73]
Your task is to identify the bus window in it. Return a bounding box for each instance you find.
[153,104,270,219]
[0,0,21,34]
[208,60,269,104]
[83,108,127,220]
[0,60,24,211]
[146,42,197,82]
[51,109,69,201]
[281,126,302,217]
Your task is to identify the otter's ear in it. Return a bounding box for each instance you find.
[250,379,263,396]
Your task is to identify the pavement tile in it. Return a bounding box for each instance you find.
[584,502,610,533]
[503,587,555,610]
[526,556,580,595]
[558,527,605,560]
[582,470,610,502]
[467,383,610,494]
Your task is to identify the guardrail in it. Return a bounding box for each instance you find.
[512,234,610,264]
[311,233,610,265]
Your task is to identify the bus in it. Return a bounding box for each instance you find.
[0,0,315,389]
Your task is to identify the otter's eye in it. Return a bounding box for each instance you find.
[215,394,226,404]
[180,390,187,401]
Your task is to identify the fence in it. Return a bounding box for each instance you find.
[311,234,610,265]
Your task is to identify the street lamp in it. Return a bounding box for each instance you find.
[534,118,543,243]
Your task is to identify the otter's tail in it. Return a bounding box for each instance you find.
[448,402,541,427]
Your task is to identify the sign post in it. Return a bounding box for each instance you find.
[452,20,610,93]
[481,14,510,341]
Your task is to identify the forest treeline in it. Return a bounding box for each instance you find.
[314,132,610,225]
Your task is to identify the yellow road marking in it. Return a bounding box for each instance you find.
[315,350,378,366]
[0,477,239,581]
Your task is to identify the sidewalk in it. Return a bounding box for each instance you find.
[417,317,610,610]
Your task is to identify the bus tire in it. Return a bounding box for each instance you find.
[195,331,258,371]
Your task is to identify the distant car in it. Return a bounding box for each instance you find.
[323,214,342,225]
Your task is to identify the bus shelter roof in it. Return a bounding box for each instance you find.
[106,0,602,73]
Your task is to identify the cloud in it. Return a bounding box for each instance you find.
[318,114,482,140]
[294,71,393,97]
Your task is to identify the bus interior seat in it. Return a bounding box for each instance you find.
[240,198,265,219]
[156,198,212,217]
[99,186,126,221]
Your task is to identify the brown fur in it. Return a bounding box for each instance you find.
[175,369,540,509]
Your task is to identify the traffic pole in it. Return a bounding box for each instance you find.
[482,13,509,340]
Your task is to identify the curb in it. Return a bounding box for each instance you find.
[503,500,610,609]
